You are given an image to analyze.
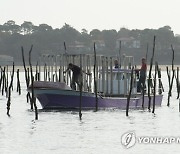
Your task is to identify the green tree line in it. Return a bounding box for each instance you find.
[0,20,180,64]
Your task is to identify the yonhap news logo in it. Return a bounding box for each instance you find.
[121,131,180,149]
[121,131,136,148]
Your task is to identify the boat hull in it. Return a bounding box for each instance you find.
[33,88,163,110]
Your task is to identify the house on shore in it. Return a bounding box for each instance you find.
[116,37,140,49]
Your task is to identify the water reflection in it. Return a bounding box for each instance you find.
[29,120,36,135]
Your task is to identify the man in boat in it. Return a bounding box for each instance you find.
[63,63,91,90]
[137,57,147,92]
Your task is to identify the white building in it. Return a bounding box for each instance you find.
[116,37,140,48]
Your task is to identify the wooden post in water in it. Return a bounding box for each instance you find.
[89,55,92,92]
[146,43,149,63]
[50,55,54,82]
[58,55,61,82]
[86,55,90,92]
[47,55,50,81]
[79,54,82,120]
[148,36,156,111]
[38,55,41,81]
[42,55,46,81]
[82,54,86,91]
[167,45,175,107]
[118,41,122,68]
[62,54,66,83]
[37,61,40,81]
[32,76,38,120]
[35,62,38,81]
[106,57,109,95]
[21,46,29,87]
[88,55,92,92]
[21,46,32,104]
[5,65,8,94]
[1,67,6,96]
[117,56,121,95]
[93,43,98,111]
[44,63,47,81]
[29,45,38,119]
[63,42,71,86]
[54,55,58,82]
[142,81,145,109]
[26,68,31,104]
[101,56,105,94]
[7,62,14,116]
[16,69,21,95]
[152,62,157,114]
[166,66,171,88]
[0,67,3,90]
[110,57,113,95]
[7,87,11,116]
[157,67,164,95]
[126,66,134,116]
[124,57,128,95]
[176,67,180,99]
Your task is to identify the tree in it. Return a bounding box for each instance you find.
[37,24,53,32]
[90,29,102,40]
[21,21,34,35]
[129,29,141,40]
[59,23,81,44]
[79,29,91,46]
[139,28,157,49]
[102,29,117,51]
[2,20,20,34]
[156,26,175,50]
[81,28,88,34]
[117,27,130,38]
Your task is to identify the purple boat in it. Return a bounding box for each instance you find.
[28,52,164,110]
[29,81,163,110]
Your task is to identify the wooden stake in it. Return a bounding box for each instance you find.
[7,62,14,116]
[148,36,156,111]
[5,65,8,93]
[176,67,180,99]
[21,46,29,87]
[94,42,98,111]
[16,69,21,95]
[145,43,149,63]
[29,45,38,119]
[35,61,38,81]
[118,41,122,68]
[110,57,113,95]
[157,67,164,94]
[152,62,157,113]
[79,54,82,120]
[126,67,134,116]
[142,81,145,109]
[2,67,6,96]
[167,45,175,107]
[0,67,3,90]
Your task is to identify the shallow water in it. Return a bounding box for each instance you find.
[0,72,180,154]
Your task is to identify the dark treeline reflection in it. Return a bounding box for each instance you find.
[0,20,180,64]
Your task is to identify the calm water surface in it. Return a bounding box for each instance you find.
[0,72,180,154]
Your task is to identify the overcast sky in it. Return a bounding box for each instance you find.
[1,0,180,34]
